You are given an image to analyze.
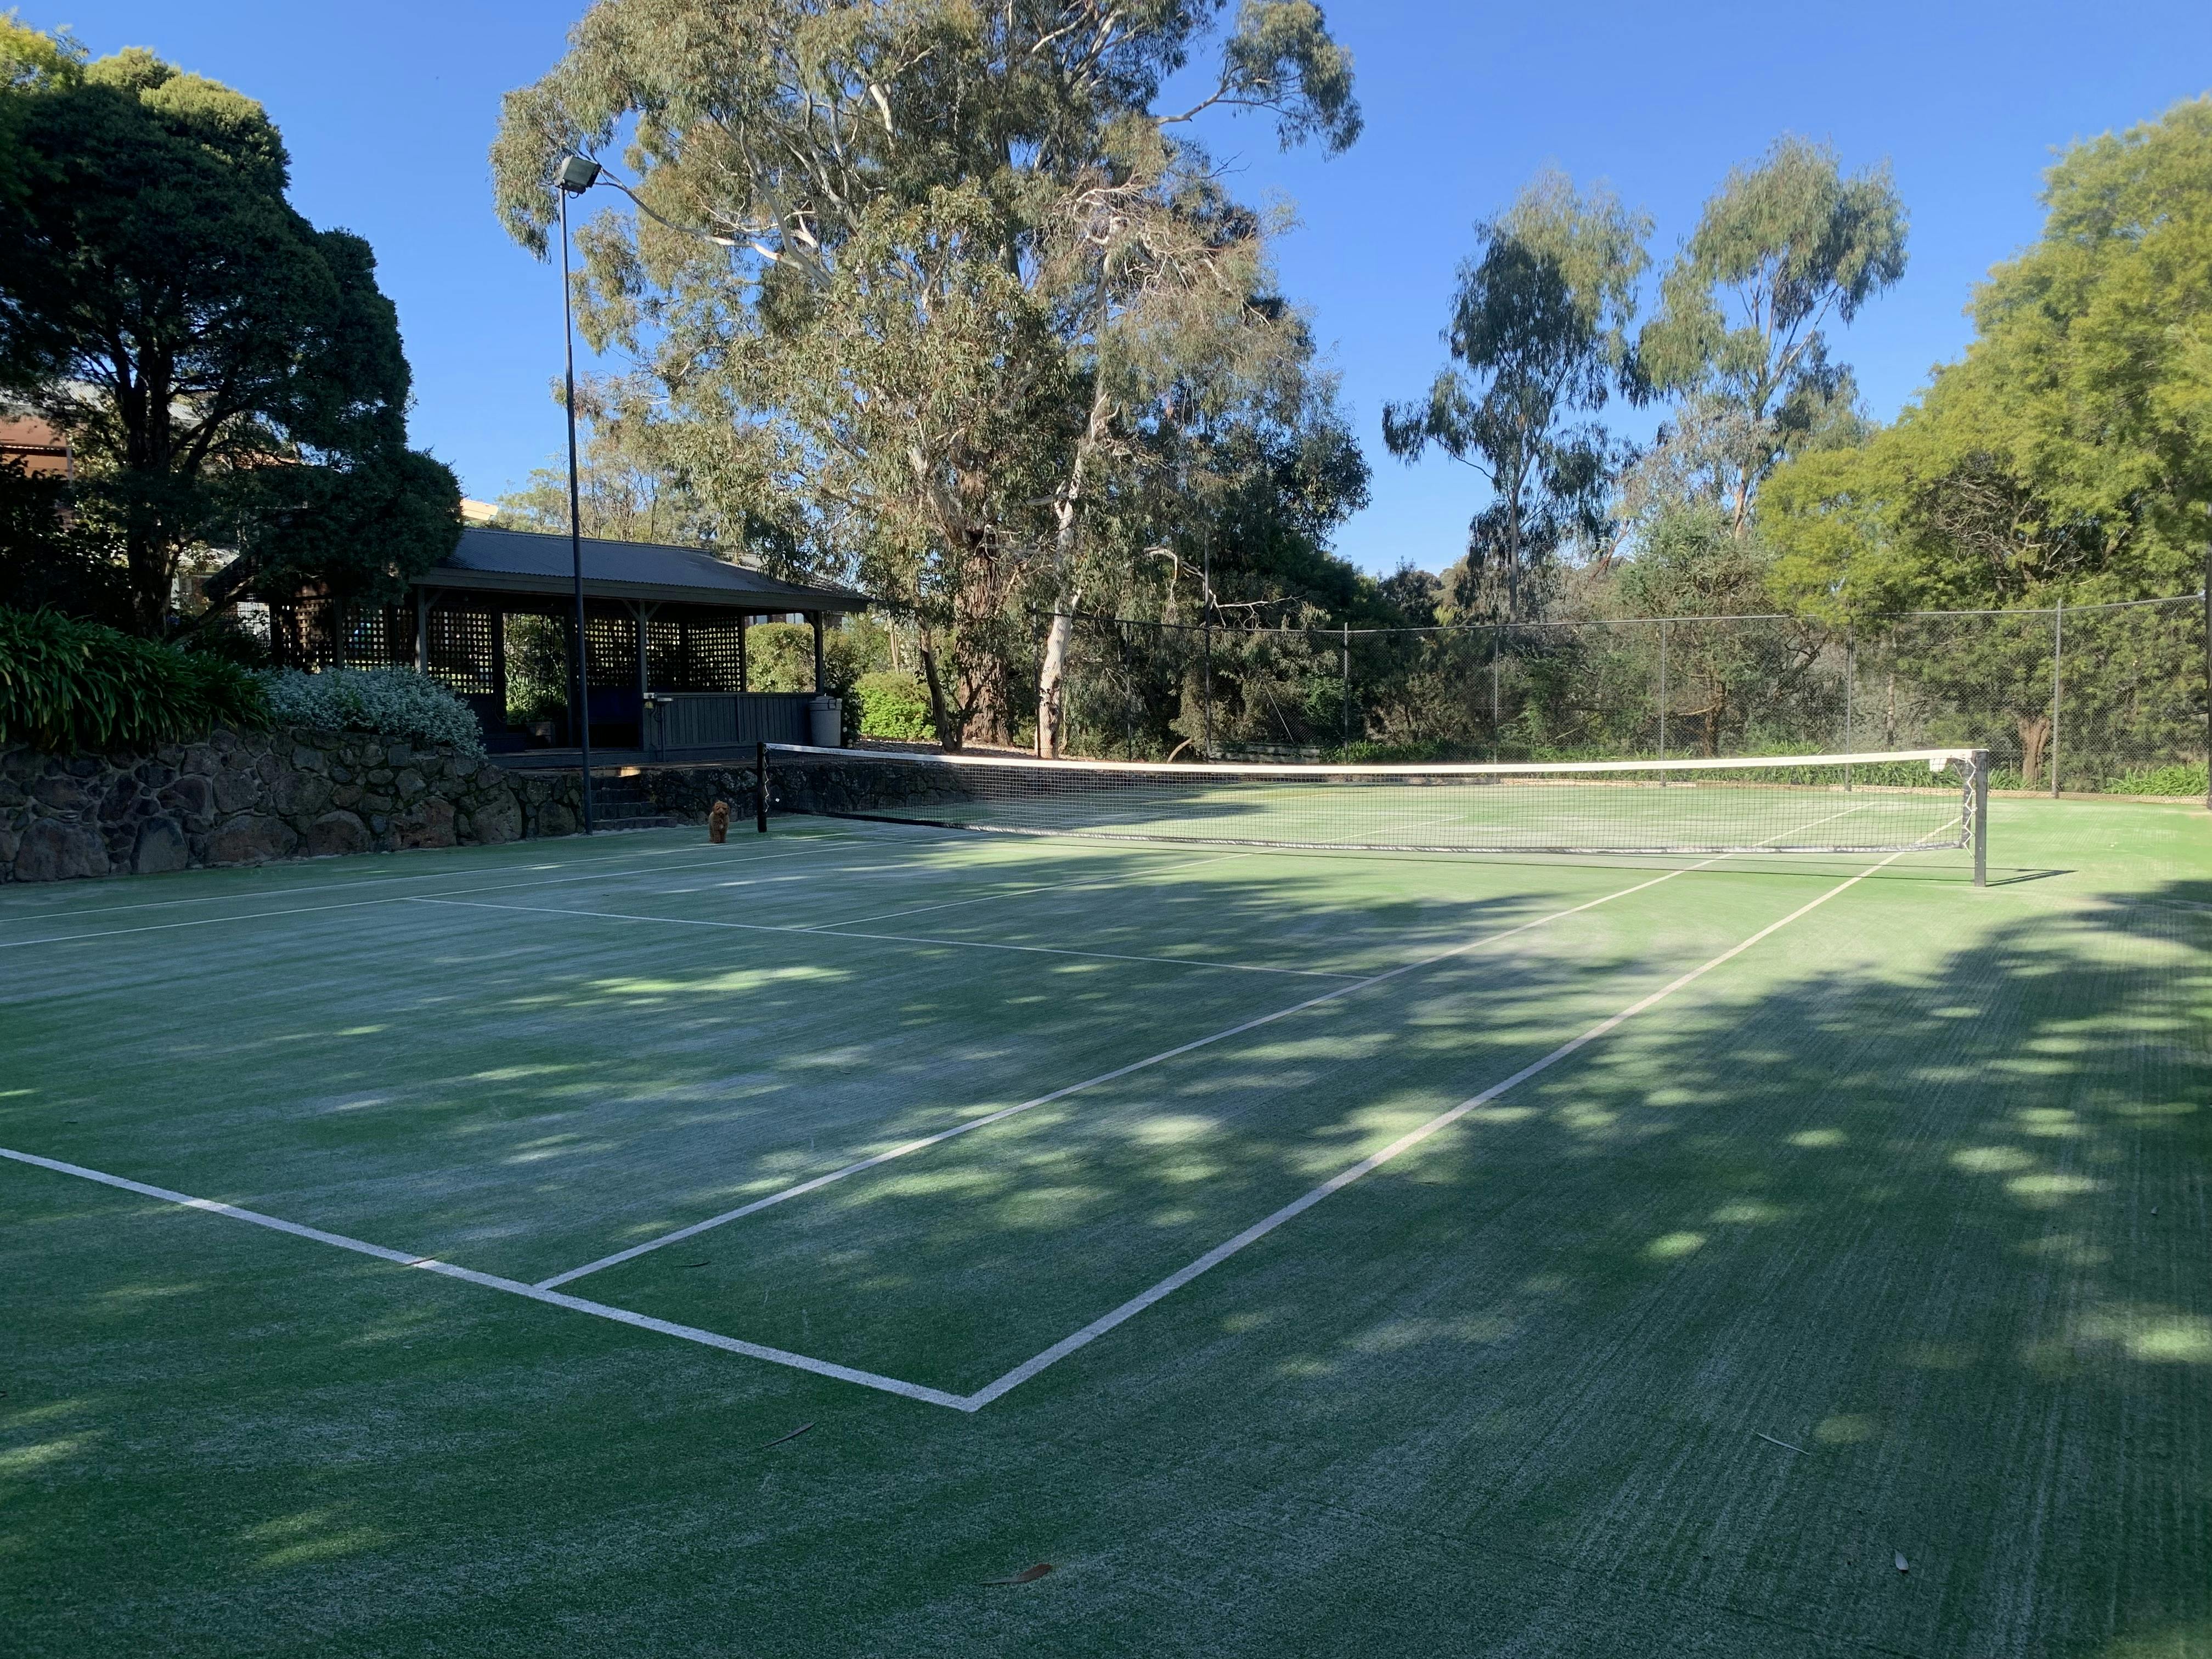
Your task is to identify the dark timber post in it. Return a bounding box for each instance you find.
[557,167,597,833]
[755,741,769,834]
[414,589,429,673]
[811,612,826,691]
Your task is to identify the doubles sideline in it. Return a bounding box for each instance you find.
[0,848,1909,1413]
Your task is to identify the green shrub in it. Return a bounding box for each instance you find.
[0,605,268,752]
[263,667,484,754]
[2107,762,2209,797]
[854,670,933,740]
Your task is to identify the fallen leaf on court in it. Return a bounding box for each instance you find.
[678,1260,710,1269]
[755,1422,814,1451]
[983,1564,1054,1585]
[1895,1553,1910,1573]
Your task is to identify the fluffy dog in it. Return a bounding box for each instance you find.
[707,800,731,844]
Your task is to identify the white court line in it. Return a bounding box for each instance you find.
[0,829,851,924]
[958,842,1923,1409]
[0,1147,965,1411]
[0,841,1916,1417]
[802,849,1255,931]
[0,843,855,952]
[531,857,1724,1291]
[408,896,1363,980]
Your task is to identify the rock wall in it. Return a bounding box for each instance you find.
[0,727,590,884]
[0,735,951,884]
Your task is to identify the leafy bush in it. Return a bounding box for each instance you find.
[854,670,933,740]
[0,605,268,752]
[2108,762,2208,797]
[262,667,484,754]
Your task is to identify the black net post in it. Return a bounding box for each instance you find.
[755,741,769,833]
[1973,748,1990,887]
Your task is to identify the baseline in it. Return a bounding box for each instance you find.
[0,838,922,953]
[0,1146,964,1410]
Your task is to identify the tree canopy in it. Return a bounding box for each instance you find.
[0,25,459,634]
[491,0,1368,749]
[1765,95,2212,618]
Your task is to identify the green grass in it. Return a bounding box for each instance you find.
[2,801,2208,1656]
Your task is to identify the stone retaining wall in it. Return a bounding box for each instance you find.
[0,727,592,883]
[0,736,949,884]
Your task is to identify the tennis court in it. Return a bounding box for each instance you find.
[3,770,2207,1656]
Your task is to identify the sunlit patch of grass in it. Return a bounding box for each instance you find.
[1709,1200,1785,1224]
[97,1280,207,1303]
[0,1436,91,1475]
[1644,1231,1705,1261]
[1952,1145,2038,1174]
[1789,1127,1847,1148]
[241,1506,392,1571]
[2006,1172,2104,1205]
[2075,1306,2212,1364]
[1814,1414,1881,1444]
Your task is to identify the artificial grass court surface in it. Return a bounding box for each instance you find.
[0,802,2203,1657]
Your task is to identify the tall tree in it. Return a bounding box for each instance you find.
[490,0,1362,750]
[1636,136,1906,538]
[1382,170,1648,620]
[0,29,458,634]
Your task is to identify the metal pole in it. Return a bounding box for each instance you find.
[1341,623,1351,748]
[560,185,596,833]
[1489,624,1501,763]
[755,740,769,834]
[414,589,428,674]
[1972,748,1989,888]
[1201,538,1212,760]
[1843,628,1854,792]
[2050,602,2062,799]
[2203,544,2210,813]
[1658,619,1669,761]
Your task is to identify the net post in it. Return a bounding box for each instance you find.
[755,741,769,834]
[1972,749,1989,887]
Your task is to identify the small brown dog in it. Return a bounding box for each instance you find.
[707,800,730,844]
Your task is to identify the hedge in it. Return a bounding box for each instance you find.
[262,667,485,755]
[0,606,268,753]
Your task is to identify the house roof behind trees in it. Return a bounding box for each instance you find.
[420,528,868,613]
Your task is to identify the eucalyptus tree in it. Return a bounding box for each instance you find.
[1635,136,1906,538]
[0,27,458,635]
[1382,171,1648,620]
[492,0,1361,749]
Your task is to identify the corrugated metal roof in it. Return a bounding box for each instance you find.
[415,527,868,611]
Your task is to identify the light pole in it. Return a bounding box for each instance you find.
[556,153,601,833]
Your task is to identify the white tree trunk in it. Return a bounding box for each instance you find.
[1036,377,1114,758]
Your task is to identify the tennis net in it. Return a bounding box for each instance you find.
[767,744,1990,869]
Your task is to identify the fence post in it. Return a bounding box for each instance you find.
[2050,602,2063,798]
[1844,628,1854,792]
[1972,749,1989,888]
[1490,624,1502,763]
[1341,623,1351,748]
[755,740,769,834]
[1658,619,1669,762]
[2203,546,2210,812]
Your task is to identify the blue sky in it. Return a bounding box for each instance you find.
[49,0,2212,575]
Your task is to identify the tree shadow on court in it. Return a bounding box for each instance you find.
[1029,878,2211,1659]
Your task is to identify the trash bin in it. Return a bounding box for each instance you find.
[808,694,842,748]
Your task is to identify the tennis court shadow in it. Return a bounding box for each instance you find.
[1137,877,2211,1659]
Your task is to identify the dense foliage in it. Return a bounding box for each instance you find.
[262,668,486,755]
[492,0,1369,753]
[0,21,460,635]
[0,605,267,752]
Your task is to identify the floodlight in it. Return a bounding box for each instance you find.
[556,154,602,194]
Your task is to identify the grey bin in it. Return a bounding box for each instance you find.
[808,695,842,748]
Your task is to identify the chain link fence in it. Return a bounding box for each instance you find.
[1034,593,2210,797]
